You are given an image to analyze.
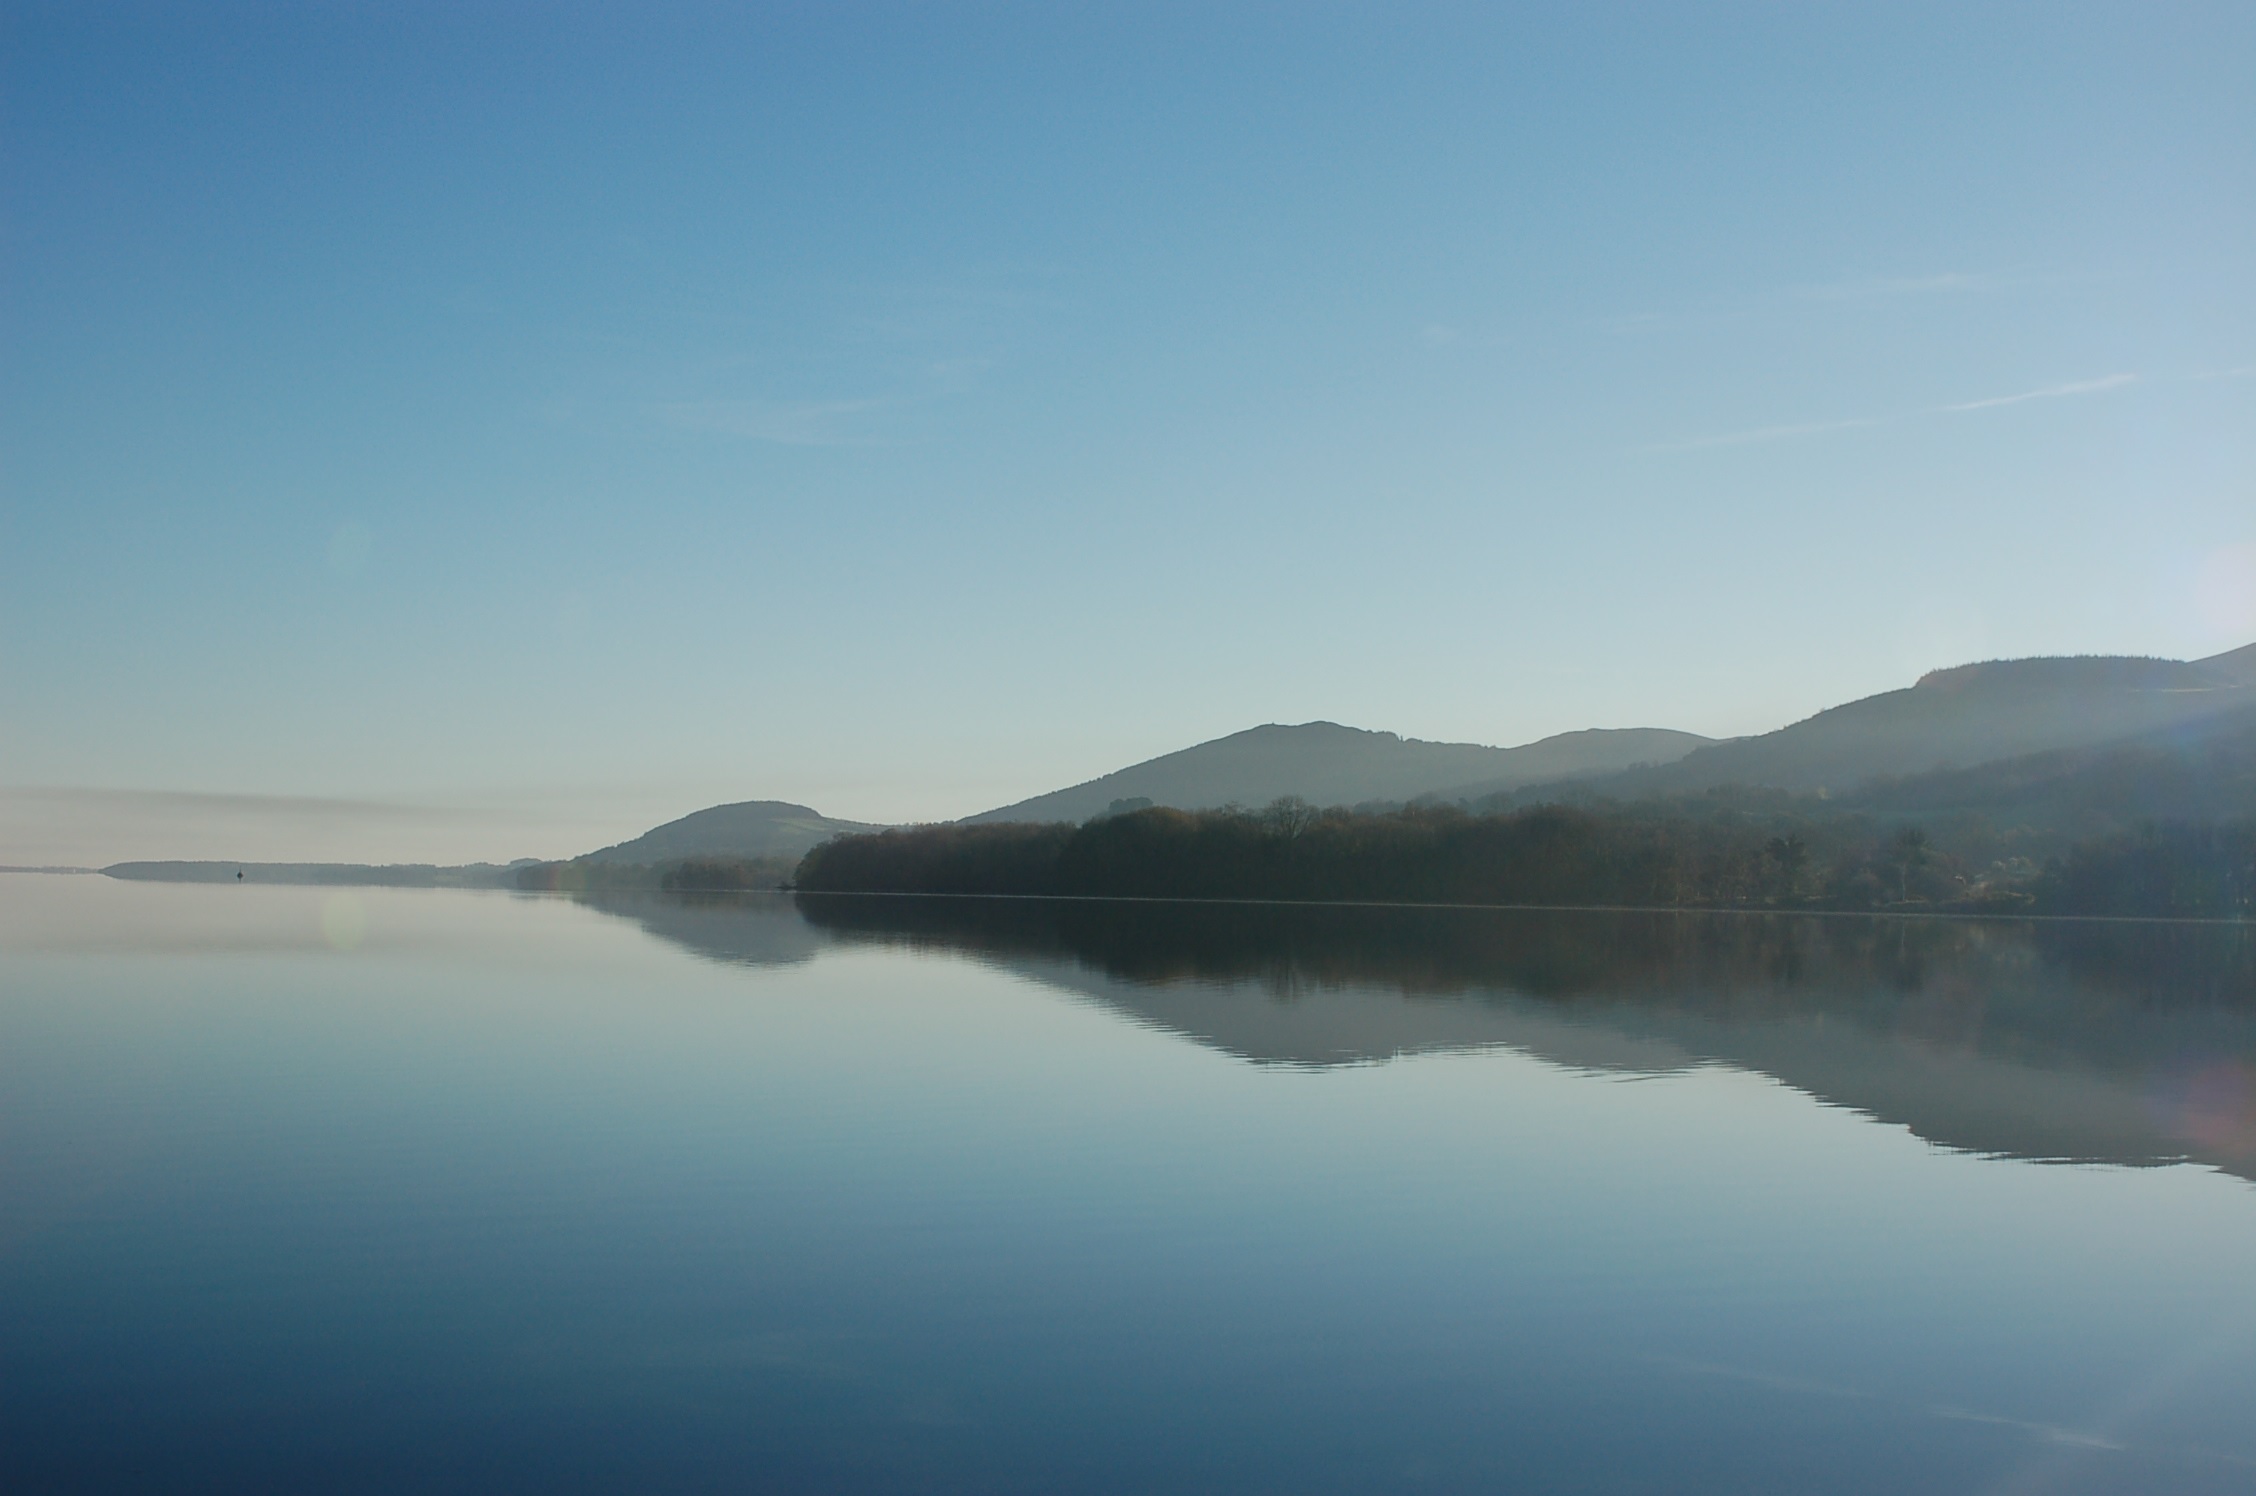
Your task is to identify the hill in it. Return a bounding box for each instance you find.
[512,799,879,893]
[579,800,876,863]
[1842,700,2256,837]
[965,722,1710,824]
[1536,646,2256,800]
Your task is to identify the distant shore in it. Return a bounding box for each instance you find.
[99,861,525,888]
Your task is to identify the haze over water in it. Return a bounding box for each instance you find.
[6,875,2253,1494]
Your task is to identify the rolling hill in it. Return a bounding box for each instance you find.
[964,722,1712,824]
[545,640,2256,880]
[1840,699,2256,835]
[579,800,878,863]
[1530,646,2256,801]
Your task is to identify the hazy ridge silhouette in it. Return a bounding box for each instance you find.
[94,643,2256,898]
[966,723,1712,824]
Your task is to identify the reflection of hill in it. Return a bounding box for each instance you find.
[573,890,835,967]
[587,890,2256,1182]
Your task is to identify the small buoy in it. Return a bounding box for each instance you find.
[237,869,244,880]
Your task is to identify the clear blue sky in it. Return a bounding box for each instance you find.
[4,2,2252,858]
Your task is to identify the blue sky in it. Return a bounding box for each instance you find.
[4,2,2253,858]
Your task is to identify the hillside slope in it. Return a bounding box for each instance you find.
[966,723,1710,824]
[1546,648,2256,799]
[1842,700,2256,835]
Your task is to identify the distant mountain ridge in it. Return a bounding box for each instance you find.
[537,639,2256,875]
[964,723,1712,824]
[1539,645,2256,802]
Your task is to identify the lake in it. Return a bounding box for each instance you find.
[3,874,2254,1493]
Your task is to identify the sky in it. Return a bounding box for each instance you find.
[3,2,2253,863]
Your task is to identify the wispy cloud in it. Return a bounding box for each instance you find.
[1671,371,2143,450]
[1614,266,2103,335]
[2,786,480,819]
[1790,268,2113,303]
[1791,271,1987,301]
[1672,417,1884,450]
[1597,310,1671,333]
[657,397,891,446]
[640,274,1033,447]
[924,356,993,391]
[1941,372,2136,412]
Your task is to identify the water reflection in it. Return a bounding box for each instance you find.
[576,892,2256,1180]
[10,879,2256,1493]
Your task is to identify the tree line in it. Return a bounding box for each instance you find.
[788,798,2255,919]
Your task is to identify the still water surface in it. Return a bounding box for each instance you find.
[3,875,2255,1493]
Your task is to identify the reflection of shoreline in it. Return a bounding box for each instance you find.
[573,890,2256,1184]
[784,886,2256,928]
[103,860,519,888]
[793,892,2256,1007]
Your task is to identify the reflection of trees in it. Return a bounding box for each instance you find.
[775,893,2256,1173]
[790,893,2252,1024]
[554,890,2256,1173]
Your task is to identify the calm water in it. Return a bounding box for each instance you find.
[4,876,2255,1494]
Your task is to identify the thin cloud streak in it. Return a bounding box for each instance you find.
[1791,272,1986,301]
[658,397,891,446]
[1673,371,2141,450]
[1673,417,1883,450]
[0,785,701,866]
[1941,373,2137,412]
[1,786,482,819]
[1789,268,2111,303]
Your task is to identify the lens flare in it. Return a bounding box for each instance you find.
[2192,542,2256,635]
[2148,1060,2256,1156]
[321,893,366,952]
